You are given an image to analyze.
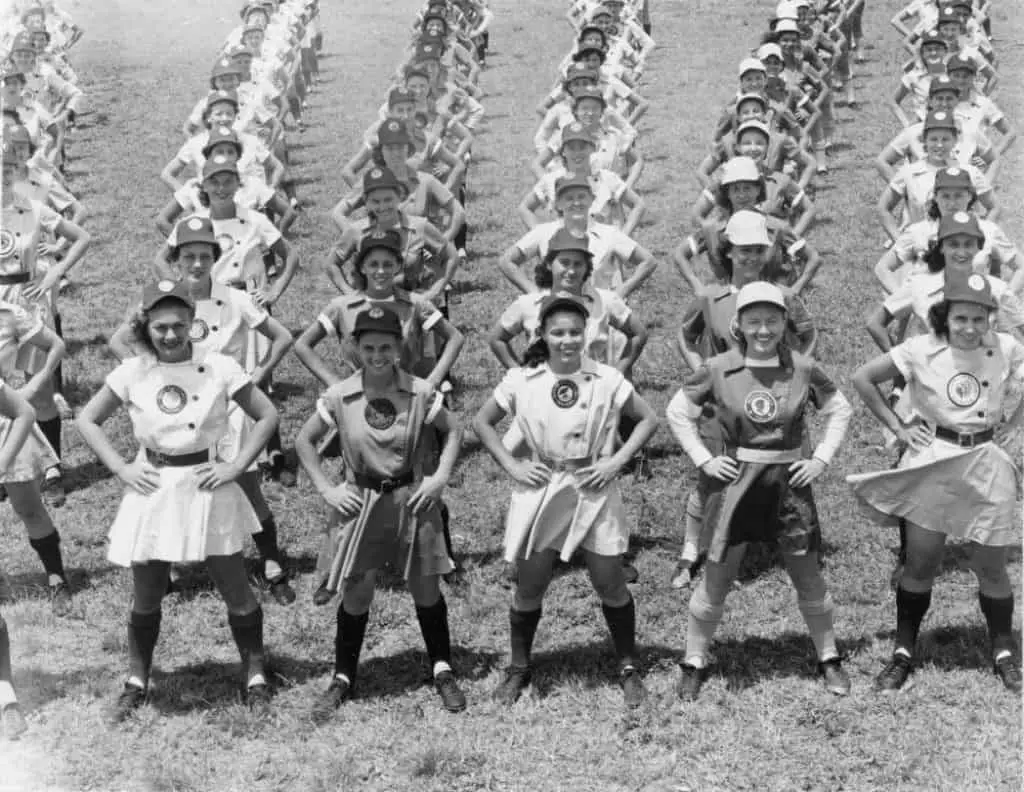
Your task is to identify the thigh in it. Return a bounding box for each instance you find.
[903,522,947,578]
[407,573,441,608]
[968,543,1010,584]
[515,549,558,600]
[342,568,377,614]
[5,481,49,532]
[205,553,259,614]
[131,561,171,614]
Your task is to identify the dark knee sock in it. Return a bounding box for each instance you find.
[453,221,467,251]
[29,532,66,581]
[228,607,266,682]
[897,519,907,565]
[895,586,932,655]
[509,607,542,668]
[440,502,456,561]
[37,417,61,462]
[53,313,64,394]
[253,517,283,568]
[127,610,161,684]
[266,428,283,457]
[335,607,369,681]
[979,594,1015,657]
[0,617,11,684]
[415,596,452,668]
[601,596,638,667]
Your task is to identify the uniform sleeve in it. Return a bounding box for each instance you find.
[609,227,638,261]
[887,170,908,199]
[498,298,526,335]
[255,213,283,249]
[493,368,523,414]
[44,178,74,214]
[175,138,198,166]
[605,171,627,202]
[317,299,344,338]
[665,376,714,468]
[986,224,1018,271]
[882,283,915,321]
[807,363,840,408]
[968,166,993,196]
[37,204,61,234]
[104,359,139,403]
[892,227,920,265]
[513,226,546,259]
[1002,336,1024,383]
[218,354,253,397]
[315,392,338,427]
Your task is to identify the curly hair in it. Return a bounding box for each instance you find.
[522,300,590,368]
[923,230,986,273]
[352,245,403,291]
[715,178,767,214]
[127,299,195,358]
[926,194,977,221]
[534,247,594,289]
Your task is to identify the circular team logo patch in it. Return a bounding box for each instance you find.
[744,390,779,423]
[0,230,16,260]
[189,318,210,341]
[551,379,580,409]
[365,397,397,430]
[187,217,204,231]
[216,233,236,253]
[967,274,986,291]
[947,372,981,407]
[156,385,188,415]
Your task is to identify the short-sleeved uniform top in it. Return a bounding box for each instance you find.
[884,271,1024,335]
[955,96,1004,151]
[533,166,628,227]
[887,122,990,168]
[889,332,1024,433]
[167,207,281,291]
[174,131,271,188]
[334,214,446,295]
[893,218,1016,278]
[1,195,60,294]
[317,290,442,377]
[888,160,992,226]
[513,220,637,290]
[105,349,251,456]
[189,282,269,368]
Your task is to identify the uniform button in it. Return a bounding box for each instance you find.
[211,325,219,331]
[14,232,20,237]
[977,411,985,418]
[192,395,199,401]
[233,263,239,268]
[579,403,587,408]
[986,351,994,357]
[981,381,989,387]
[188,423,196,429]
[198,366,205,373]
[215,300,223,306]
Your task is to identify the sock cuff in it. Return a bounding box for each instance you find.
[228,607,263,628]
[510,606,542,623]
[416,595,447,616]
[689,589,725,622]
[601,595,635,615]
[897,586,932,605]
[339,606,370,624]
[29,531,60,549]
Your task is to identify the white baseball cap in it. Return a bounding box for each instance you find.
[736,281,787,312]
[725,210,771,247]
[738,56,767,77]
[720,156,762,185]
[757,43,783,61]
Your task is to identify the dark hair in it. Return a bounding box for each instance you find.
[128,299,195,358]
[370,141,414,168]
[927,299,951,337]
[715,179,767,214]
[352,245,402,291]
[202,138,244,160]
[734,310,795,364]
[926,194,977,220]
[924,231,986,273]
[169,239,222,262]
[534,247,594,288]
[2,108,22,123]
[522,302,590,368]
[196,172,242,208]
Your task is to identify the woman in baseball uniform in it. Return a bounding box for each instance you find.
[666,281,853,701]
[848,272,1023,695]
[472,295,659,709]
[294,305,467,718]
[77,280,278,722]
[0,380,42,739]
[111,216,296,604]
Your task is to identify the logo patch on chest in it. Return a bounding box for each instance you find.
[551,379,580,409]
[946,372,981,408]
[156,385,188,415]
[365,397,398,430]
[744,390,779,423]
[0,230,16,260]
[216,233,236,253]
[189,318,210,341]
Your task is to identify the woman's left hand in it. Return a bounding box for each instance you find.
[575,458,623,490]
[36,241,64,258]
[22,270,61,301]
[195,462,242,490]
[407,474,446,514]
[788,458,827,488]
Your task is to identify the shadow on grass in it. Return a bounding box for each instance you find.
[62,458,118,494]
[450,277,496,296]
[872,623,1022,673]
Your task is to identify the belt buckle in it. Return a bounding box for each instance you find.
[150,450,168,466]
[958,432,976,448]
[378,477,398,493]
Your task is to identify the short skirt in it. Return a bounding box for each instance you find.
[847,438,1020,547]
[316,482,453,591]
[107,460,262,567]
[504,473,630,563]
[0,417,58,484]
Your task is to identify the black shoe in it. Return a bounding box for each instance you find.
[620,665,646,709]
[108,683,146,724]
[818,657,851,696]
[1,703,27,740]
[50,580,72,617]
[312,583,334,606]
[494,665,531,706]
[874,654,913,692]
[434,671,467,713]
[622,562,639,584]
[676,663,706,702]
[267,574,296,606]
[247,682,272,713]
[312,676,351,722]
[994,655,1023,694]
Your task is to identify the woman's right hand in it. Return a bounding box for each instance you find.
[323,484,364,519]
[506,460,552,487]
[700,455,739,482]
[117,460,162,495]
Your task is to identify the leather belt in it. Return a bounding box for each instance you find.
[934,426,994,448]
[0,272,31,285]
[353,470,415,493]
[535,455,591,473]
[146,448,212,467]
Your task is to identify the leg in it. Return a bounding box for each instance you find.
[205,553,266,697]
[409,573,465,712]
[6,481,70,615]
[586,551,646,707]
[314,570,375,721]
[969,544,1021,691]
[784,551,849,695]
[495,550,558,705]
[672,490,705,588]
[0,612,26,739]
[238,472,294,604]
[108,562,168,722]
[28,381,64,508]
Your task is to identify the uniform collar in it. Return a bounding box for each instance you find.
[524,358,600,379]
[337,367,415,398]
[926,331,999,355]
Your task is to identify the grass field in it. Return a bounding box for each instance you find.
[1,0,1022,790]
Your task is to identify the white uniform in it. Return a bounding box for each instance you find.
[532,166,628,228]
[103,349,261,567]
[513,220,637,291]
[888,160,992,227]
[494,359,634,562]
[848,331,1023,546]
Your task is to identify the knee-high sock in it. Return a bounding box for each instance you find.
[29,531,66,582]
[685,588,724,667]
[127,610,161,685]
[253,517,283,568]
[895,586,931,656]
[509,607,542,668]
[228,607,266,683]
[415,596,452,670]
[601,596,638,668]
[37,417,61,462]
[979,593,1015,658]
[334,607,369,682]
[798,596,838,661]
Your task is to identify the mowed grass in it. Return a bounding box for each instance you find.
[1,0,1022,789]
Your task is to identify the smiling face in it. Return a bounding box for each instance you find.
[550,250,591,293]
[940,232,983,274]
[736,100,765,124]
[146,301,194,362]
[729,244,768,285]
[726,180,761,210]
[574,97,604,126]
[365,187,402,226]
[203,171,240,205]
[737,304,786,358]
[762,55,784,76]
[359,248,401,296]
[213,73,240,92]
[739,71,766,94]
[933,186,972,216]
[1,76,25,105]
[736,129,769,161]
[778,32,800,59]
[207,101,237,128]
[406,74,430,100]
[560,138,594,170]
[425,19,446,37]
[581,31,604,48]
[948,68,974,94]
[928,89,959,113]
[208,142,240,162]
[946,301,990,349]
[356,330,401,373]
[923,127,956,161]
[920,42,947,64]
[1,160,19,190]
[555,185,595,217]
[178,241,218,281]
[542,309,586,366]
